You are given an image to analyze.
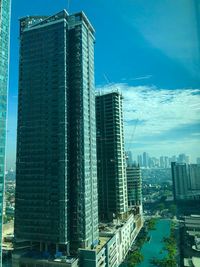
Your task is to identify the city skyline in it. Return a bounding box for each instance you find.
[6,0,200,169]
[12,9,144,266]
[2,2,199,266]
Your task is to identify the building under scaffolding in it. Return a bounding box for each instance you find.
[96,91,128,221]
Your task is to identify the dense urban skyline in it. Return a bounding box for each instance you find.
[6,0,200,169]
[1,1,200,266]
[12,9,144,266]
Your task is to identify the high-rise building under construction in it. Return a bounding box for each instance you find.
[96,92,128,221]
[15,10,98,254]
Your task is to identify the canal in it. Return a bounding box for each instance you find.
[137,219,171,267]
[121,219,171,267]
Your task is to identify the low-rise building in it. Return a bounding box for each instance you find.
[181,215,200,267]
[79,213,143,267]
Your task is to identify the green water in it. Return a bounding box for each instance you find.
[137,219,171,267]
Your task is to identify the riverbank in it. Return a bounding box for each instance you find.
[150,221,177,267]
[121,219,172,267]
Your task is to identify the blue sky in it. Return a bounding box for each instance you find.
[6,0,200,168]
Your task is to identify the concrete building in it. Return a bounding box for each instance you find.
[160,156,164,168]
[96,92,128,221]
[12,254,79,267]
[196,158,200,165]
[171,162,189,200]
[181,215,200,267]
[126,164,142,208]
[79,213,143,267]
[0,0,11,264]
[14,10,98,258]
[137,155,143,167]
[142,152,149,168]
[188,164,200,190]
[177,153,189,164]
[171,162,200,201]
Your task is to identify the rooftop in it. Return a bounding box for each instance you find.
[96,236,109,253]
[20,10,95,34]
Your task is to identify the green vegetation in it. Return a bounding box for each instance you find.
[127,250,144,267]
[3,214,14,224]
[156,203,165,211]
[136,234,147,248]
[147,218,157,230]
[125,218,159,266]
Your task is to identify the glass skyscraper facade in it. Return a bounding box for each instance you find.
[96,92,128,221]
[0,0,11,263]
[15,10,98,255]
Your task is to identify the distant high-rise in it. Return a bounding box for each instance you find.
[171,162,188,200]
[188,164,200,190]
[177,153,189,164]
[143,152,149,168]
[160,156,165,168]
[126,151,133,166]
[171,162,200,201]
[164,156,169,168]
[126,164,142,207]
[196,157,200,164]
[0,0,11,263]
[15,10,98,254]
[137,155,143,167]
[96,92,128,221]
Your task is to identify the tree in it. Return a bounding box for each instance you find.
[127,250,144,266]
[169,204,177,216]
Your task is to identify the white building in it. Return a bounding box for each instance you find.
[79,213,143,267]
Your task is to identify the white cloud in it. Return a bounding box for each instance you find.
[97,84,200,160]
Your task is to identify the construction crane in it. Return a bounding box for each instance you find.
[67,0,71,12]
[126,118,139,150]
[102,73,140,162]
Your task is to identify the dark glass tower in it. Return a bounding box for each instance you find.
[0,0,11,263]
[96,92,128,221]
[171,162,188,201]
[15,10,98,254]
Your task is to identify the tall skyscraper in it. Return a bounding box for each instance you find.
[171,162,188,200]
[177,153,189,164]
[196,157,200,164]
[137,154,143,167]
[126,164,142,207]
[188,164,200,190]
[164,156,169,168]
[96,92,128,221]
[143,152,149,168]
[171,162,200,201]
[15,10,98,255]
[0,0,11,263]
[160,156,164,168]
